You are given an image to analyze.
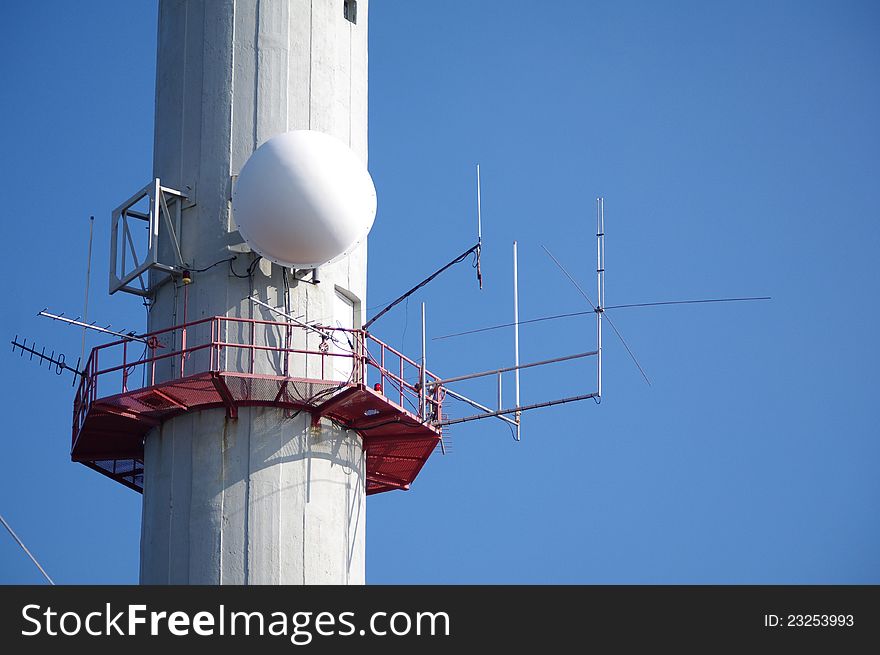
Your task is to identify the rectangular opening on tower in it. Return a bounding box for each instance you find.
[344,0,357,24]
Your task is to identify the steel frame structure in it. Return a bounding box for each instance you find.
[109,178,187,296]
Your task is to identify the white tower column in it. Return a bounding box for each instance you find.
[140,0,368,584]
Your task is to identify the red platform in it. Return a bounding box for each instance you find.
[71,316,444,495]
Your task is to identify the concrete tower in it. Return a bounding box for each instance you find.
[140,0,368,584]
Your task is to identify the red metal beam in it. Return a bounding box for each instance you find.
[272,379,288,403]
[89,403,161,426]
[366,471,411,491]
[310,386,361,426]
[145,388,189,411]
[79,462,144,493]
[366,453,428,463]
[210,372,238,419]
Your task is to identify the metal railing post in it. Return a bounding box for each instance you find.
[399,357,404,406]
[380,342,386,394]
[249,320,255,374]
[122,340,128,392]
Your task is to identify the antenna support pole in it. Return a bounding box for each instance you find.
[420,302,427,420]
[0,513,54,585]
[476,164,483,289]
[513,240,521,440]
[596,198,605,400]
[476,164,482,246]
[81,216,95,363]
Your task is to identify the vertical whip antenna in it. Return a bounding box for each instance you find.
[420,302,427,421]
[596,198,605,400]
[513,241,521,440]
[476,164,482,246]
[81,216,95,363]
[475,164,483,289]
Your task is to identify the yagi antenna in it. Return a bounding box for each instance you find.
[11,336,82,386]
[249,295,336,342]
[38,309,150,345]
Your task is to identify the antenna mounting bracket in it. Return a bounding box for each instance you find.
[109,178,187,296]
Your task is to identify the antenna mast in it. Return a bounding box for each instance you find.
[81,216,94,363]
[476,164,483,289]
[513,241,521,439]
[476,164,482,247]
[597,198,604,400]
[420,302,427,421]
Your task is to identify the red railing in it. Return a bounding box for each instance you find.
[72,316,443,440]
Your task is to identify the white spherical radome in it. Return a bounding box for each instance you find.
[232,130,377,269]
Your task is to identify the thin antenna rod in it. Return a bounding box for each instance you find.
[81,216,94,363]
[438,392,599,427]
[364,243,480,330]
[542,245,596,311]
[431,296,772,340]
[542,244,651,386]
[475,164,483,289]
[596,198,604,400]
[513,241,521,440]
[603,306,650,386]
[420,302,427,421]
[0,513,54,585]
[476,164,482,245]
[434,310,595,339]
[605,297,771,310]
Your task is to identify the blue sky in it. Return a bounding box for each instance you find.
[1,0,878,583]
